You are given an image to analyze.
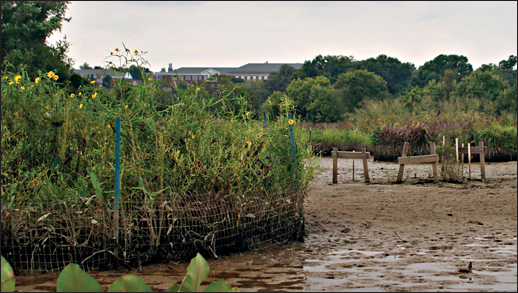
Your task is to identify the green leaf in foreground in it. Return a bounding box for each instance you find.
[165,283,181,292]
[56,263,103,292]
[108,274,152,292]
[202,280,231,292]
[1,256,15,292]
[181,253,210,292]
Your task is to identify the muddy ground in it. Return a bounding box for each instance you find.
[14,159,517,292]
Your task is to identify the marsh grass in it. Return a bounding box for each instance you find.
[1,47,318,272]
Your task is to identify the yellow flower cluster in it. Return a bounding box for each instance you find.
[288,119,294,125]
[35,77,40,84]
[14,75,21,84]
[92,92,98,99]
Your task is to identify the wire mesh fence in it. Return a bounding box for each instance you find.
[1,188,305,273]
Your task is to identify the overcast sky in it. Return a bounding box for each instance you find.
[47,1,517,72]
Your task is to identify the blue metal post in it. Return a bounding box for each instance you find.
[263,112,267,129]
[288,114,299,189]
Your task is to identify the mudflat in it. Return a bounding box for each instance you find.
[14,158,517,292]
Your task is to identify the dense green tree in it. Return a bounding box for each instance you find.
[129,65,143,80]
[286,76,331,119]
[102,74,112,88]
[264,64,297,93]
[498,55,517,70]
[293,54,355,83]
[454,70,511,114]
[79,62,92,69]
[412,54,473,88]
[354,54,416,96]
[333,70,389,112]
[307,86,343,123]
[1,1,72,79]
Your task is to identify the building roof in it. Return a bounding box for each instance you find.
[228,63,303,74]
[153,63,303,75]
[73,68,131,79]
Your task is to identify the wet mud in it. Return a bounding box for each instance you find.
[14,159,517,292]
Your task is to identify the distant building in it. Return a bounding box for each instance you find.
[73,68,139,85]
[153,62,302,86]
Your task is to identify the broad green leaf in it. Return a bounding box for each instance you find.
[107,274,152,292]
[50,156,62,170]
[1,256,15,292]
[202,280,231,292]
[56,263,103,292]
[180,253,210,292]
[87,168,103,199]
[165,283,180,292]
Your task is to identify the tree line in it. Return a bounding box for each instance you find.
[239,54,516,122]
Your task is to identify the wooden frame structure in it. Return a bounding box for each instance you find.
[332,147,371,184]
[457,141,487,181]
[397,142,439,183]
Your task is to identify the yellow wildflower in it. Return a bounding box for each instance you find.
[8,81,13,86]
[19,86,25,92]
[92,92,98,99]
[134,49,138,54]
[30,85,34,89]
[35,77,40,84]
[288,119,294,125]
[246,111,249,117]
[47,71,55,78]
[46,105,50,109]
[78,92,82,96]
[90,80,96,84]
[245,140,252,150]
[196,87,200,92]
[4,76,7,80]
[148,77,152,82]
[108,124,112,129]
[14,75,21,84]
[70,93,75,98]
[115,48,119,52]
[125,105,128,109]
[53,75,59,81]
[79,104,83,109]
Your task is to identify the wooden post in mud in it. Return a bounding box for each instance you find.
[460,144,464,178]
[441,136,445,170]
[430,142,438,183]
[361,148,370,183]
[455,138,459,163]
[332,147,338,184]
[396,142,410,183]
[352,150,355,182]
[480,141,486,181]
[468,143,471,179]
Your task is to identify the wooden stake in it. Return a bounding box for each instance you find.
[430,142,438,183]
[362,148,370,183]
[479,141,485,181]
[352,150,355,182]
[397,142,409,183]
[455,138,459,163]
[332,147,338,184]
[460,144,464,178]
[468,143,471,179]
[442,136,445,170]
